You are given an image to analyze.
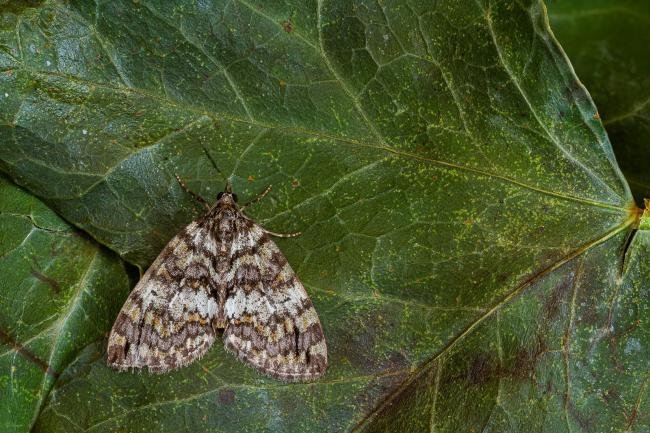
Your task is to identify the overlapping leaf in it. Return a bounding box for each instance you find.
[0,177,132,432]
[0,0,646,432]
[548,0,650,203]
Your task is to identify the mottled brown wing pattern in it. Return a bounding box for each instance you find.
[107,190,327,381]
[223,219,328,381]
[107,219,219,373]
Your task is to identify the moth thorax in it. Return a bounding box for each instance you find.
[215,212,237,242]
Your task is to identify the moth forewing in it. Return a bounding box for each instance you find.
[107,219,219,372]
[222,220,327,381]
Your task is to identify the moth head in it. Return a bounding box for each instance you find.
[217,181,238,204]
[216,191,238,203]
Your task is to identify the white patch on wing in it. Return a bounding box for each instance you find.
[287,281,306,303]
[225,288,246,318]
[271,280,307,316]
[194,289,212,317]
[206,297,218,318]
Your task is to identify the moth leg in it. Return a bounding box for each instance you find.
[240,185,272,212]
[263,228,301,238]
[175,174,210,210]
[240,185,299,237]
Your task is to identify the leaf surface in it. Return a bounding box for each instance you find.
[0,0,645,432]
[0,177,132,433]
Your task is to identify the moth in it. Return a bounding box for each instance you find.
[107,181,327,381]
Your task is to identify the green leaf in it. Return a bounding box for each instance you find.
[548,0,650,203]
[0,176,132,433]
[0,0,646,432]
[355,216,650,432]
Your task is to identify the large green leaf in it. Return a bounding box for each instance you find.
[0,0,646,432]
[0,177,132,432]
[355,208,650,432]
[548,0,650,203]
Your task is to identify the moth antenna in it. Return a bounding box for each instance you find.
[240,185,272,211]
[174,174,210,210]
[201,145,231,189]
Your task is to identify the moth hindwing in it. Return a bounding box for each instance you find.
[107,189,327,381]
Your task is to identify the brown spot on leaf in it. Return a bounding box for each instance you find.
[446,337,550,390]
[602,388,619,404]
[345,328,377,373]
[467,354,496,386]
[544,274,573,320]
[512,337,548,379]
[30,267,61,294]
[218,389,235,405]
[0,328,57,376]
[340,309,405,374]
[281,20,293,33]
